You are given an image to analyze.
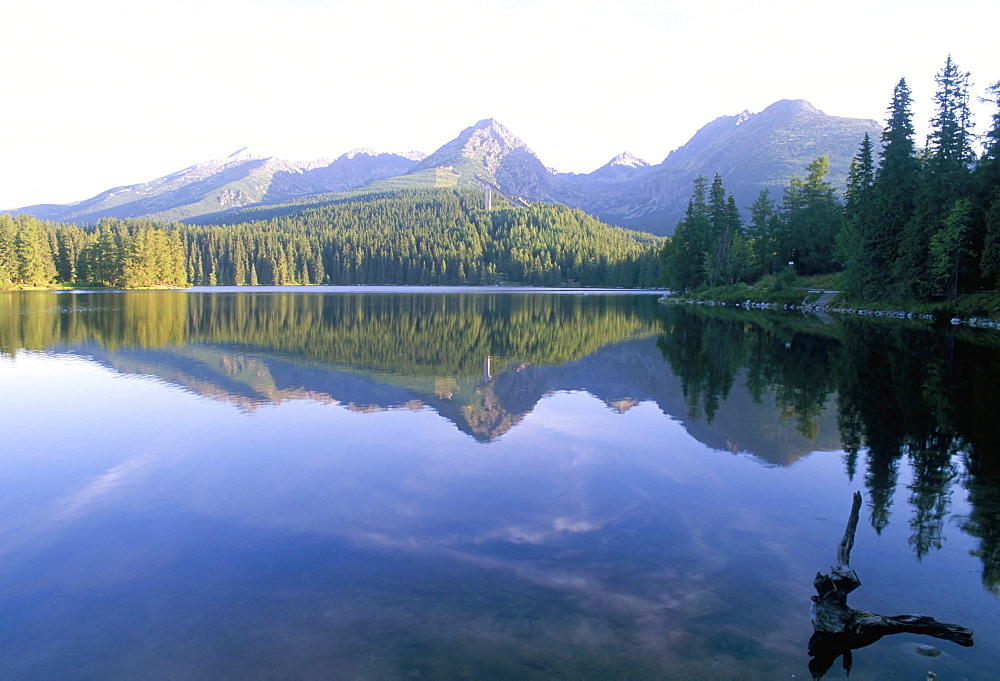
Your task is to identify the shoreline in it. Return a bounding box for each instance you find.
[659,295,1000,331]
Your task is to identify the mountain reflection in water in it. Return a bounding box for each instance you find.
[1,288,999,679]
[2,289,842,457]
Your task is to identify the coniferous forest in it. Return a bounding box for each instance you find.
[661,57,1000,306]
[0,189,663,290]
[3,57,998,302]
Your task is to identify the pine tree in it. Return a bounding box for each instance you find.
[53,226,86,284]
[12,216,51,286]
[976,81,1000,285]
[706,174,742,286]
[844,133,876,208]
[838,133,878,297]
[895,57,975,300]
[86,221,125,286]
[782,157,842,275]
[166,231,188,286]
[0,214,15,285]
[929,198,972,303]
[927,55,976,170]
[869,78,921,299]
[660,177,711,292]
[746,189,781,276]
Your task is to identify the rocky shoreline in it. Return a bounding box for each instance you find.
[658,295,1000,330]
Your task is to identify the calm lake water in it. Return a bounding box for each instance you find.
[1,287,998,680]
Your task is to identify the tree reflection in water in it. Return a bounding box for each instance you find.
[657,305,1000,591]
[3,291,999,592]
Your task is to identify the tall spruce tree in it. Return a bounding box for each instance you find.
[864,78,921,300]
[746,189,782,276]
[895,57,975,299]
[661,176,711,292]
[706,174,743,286]
[927,55,976,169]
[845,133,876,207]
[722,195,751,284]
[976,80,1000,285]
[838,134,877,297]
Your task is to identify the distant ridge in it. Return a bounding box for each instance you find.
[12,149,424,224]
[10,100,881,235]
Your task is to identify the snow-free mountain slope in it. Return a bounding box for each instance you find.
[11,101,881,235]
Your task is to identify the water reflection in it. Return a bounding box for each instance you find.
[1,290,999,678]
[808,492,974,678]
[655,305,1000,588]
[4,292,1000,577]
[0,290,842,456]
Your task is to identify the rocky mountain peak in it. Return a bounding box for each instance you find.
[222,147,268,163]
[607,152,650,168]
[342,148,378,159]
[412,118,537,177]
[759,99,821,119]
[462,119,533,164]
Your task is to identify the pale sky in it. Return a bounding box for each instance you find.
[1,0,996,209]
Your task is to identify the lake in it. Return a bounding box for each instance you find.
[1,287,998,680]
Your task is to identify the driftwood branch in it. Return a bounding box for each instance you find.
[808,491,974,678]
[836,490,861,566]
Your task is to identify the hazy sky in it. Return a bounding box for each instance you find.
[2,0,997,208]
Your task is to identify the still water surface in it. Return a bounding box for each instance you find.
[1,287,998,679]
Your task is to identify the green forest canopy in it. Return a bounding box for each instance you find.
[0,188,663,290]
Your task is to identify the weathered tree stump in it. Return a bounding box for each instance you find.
[808,491,974,678]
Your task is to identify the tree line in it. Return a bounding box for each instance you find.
[660,56,1000,304]
[0,189,663,290]
[0,214,188,289]
[661,155,845,291]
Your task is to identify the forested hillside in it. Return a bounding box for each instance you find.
[0,188,663,290]
[661,57,1000,305]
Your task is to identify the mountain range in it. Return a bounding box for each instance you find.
[10,100,881,235]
